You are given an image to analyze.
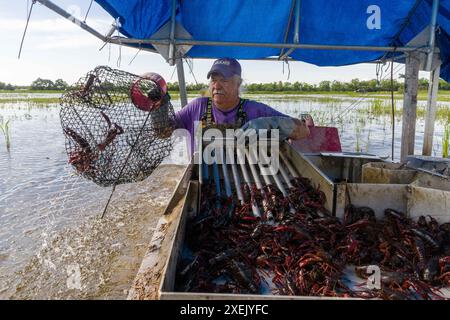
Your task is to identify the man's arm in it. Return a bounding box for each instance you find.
[248,101,310,140]
[240,116,310,141]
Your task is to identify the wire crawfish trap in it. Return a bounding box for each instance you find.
[60,66,176,187]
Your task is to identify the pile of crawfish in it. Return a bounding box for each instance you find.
[175,176,450,300]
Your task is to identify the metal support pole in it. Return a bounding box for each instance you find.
[110,37,424,53]
[176,58,188,107]
[278,0,296,59]
[168,0,177,66]
[422,63,441,156]
[293,0,301,44]
[175,40,423,53]
[280,0,301,60]
[400,52,421,162]
[425,0,440,71]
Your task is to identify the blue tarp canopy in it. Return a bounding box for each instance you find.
[95,0,450,81]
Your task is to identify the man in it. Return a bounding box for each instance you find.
[174,58,310,154]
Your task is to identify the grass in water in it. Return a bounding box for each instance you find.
[443,124,449,158]
[0,119,11,151]
[355,125,362,152]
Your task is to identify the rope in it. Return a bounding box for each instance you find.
[128,48,142,66]
[282,59,291,80]
[117,46,122,67]
[115,18,122,67]
[376,61,383,86]
[84,0,94,23]
[170,64,177,81]
[335,62,404,121]
[18,0,36,59]
[184,57,199,85]
[101,111,153,219]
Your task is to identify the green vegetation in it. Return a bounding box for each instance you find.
[0,82,16,90]
[361,98,450,122]
[2,76,450,102]
[0,119,11,151]
[443,124,450,158]
[355,126,362,152]
[166,78,450,93]
[0,78,68,92]
[30,78,68,91]
[0,97,61,104]
[0,76,447,93]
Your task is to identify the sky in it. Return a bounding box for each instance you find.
[0,0,428,86]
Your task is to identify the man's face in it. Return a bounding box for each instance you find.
[209,73,240,108]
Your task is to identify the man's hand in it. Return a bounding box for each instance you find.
[289,118,311,140]
[239,116,310,141]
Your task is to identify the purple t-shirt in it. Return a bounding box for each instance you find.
[174,97,287,154]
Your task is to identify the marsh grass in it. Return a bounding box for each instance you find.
[355,125,362,152]
[360,99,450,123]
[0,118,11,151]
[0,97,60,104]
[443,124,449,158]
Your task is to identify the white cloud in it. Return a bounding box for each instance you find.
[0,16,115,51]
[0,17,112,34]
[36,34,102,49]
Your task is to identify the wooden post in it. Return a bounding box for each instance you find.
[400,52,421,162]
[422,64,441,156]
[176,58,188,107]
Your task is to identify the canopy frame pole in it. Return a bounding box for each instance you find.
[400,51,421,162]
[34,0,158,53]
[168,0,177,66]
[127,38,426,53]
[278,0,296,60]
[279,0,301,60]
[176,58,188,107]
[422,63,441,156]
[101,35,428,53]
[426,0,440,71]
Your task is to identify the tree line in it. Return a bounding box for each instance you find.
[2,77,450,92]
[0,78,69,91]
[168,78,450,92]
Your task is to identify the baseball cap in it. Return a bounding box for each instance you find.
[207,58,242,79]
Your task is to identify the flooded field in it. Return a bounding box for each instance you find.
[0,92,449,299]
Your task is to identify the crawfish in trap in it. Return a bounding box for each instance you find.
[63,111,123,174]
